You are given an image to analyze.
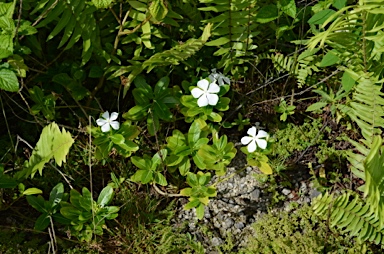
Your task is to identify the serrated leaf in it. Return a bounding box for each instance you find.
[0,68,19,92]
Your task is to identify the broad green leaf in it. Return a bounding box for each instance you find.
[131,156,149,170]
[154,172,167,186]
[188,121,201,146]
[80,187,93,211]
[35,213,51,231]
[180,187,192,196]
[97,186,113,207]
[131,169,153,184]
[26,195,47,213]
[153,100,173,121]
[279,0,296,18]
[186,172,198,187]
[342,71,355,92]
[0,68,18,92]
[306,102,328,112]
[332,0,346,10]
[149,0,168,21]
[124,105,149,120]
[91,0,112,9]
[184,199,200,210]
[147,114,159,136]
[110,134,125,145]
[60,206,82,221]
[319,51,339,67]
[196,203,205,219]
[259,161,273,175]
[152,149,167,166]
[179,158,191,176]
[23,187,43,195]
[205,37,230,46]
[49,183,64,208]
[154,76,169,96]
[308,9,336,25]
[256,5,279,23]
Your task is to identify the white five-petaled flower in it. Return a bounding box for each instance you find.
[209,69,230,86]
[191,79,220,107]
[96,111,120,132]
[241,127,268,153]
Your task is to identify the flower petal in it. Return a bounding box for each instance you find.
[223,76,230,85]
[110,112,119,121]
[241,136,253,145]
[247,127,257,137]
[217,78,224,86]
[247,140,257,153]
[256,130,268,139]
[96,119,107,126]
[207,93,219,106]
[101,123,111,132]
[101,111,110,120]
[207,82,220,93]
[197,95,209,107]
[191,87,204,99]
[197,79,209,91]
[110,121,120,130]
[256,138,267,149]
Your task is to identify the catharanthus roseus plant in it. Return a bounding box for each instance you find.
[180,172,217,220]
[92,116,140,160]
[180,78,230,123]
[241,126,273,174]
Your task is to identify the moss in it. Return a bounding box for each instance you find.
[241,205,371,254]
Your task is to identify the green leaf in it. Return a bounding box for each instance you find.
[110,134,125,145]
[153,100,173,121]
[60,206,82,221]
[279,0,296,18]
[259,161,273,175]
[319,51,339,67]
[205,37,230,46]
[332,0,346,10]
[91,0,112,9]
[97,186,113,207]
[124,105,149,120]
[256,5,279,23]
[26,195,47,213]
[188,121,201,146]
[18,122,74,178]
[80,187,93,211]
[0,68,19,92]
[308,9,336,25]
[0,171,17,188]
[186,172,198,187]
[149,0,168,21]
[184,199,200,210]
[49,183,64,208]
[35,213,51,231]
[131,169,153,184]
[154,172,167,186]
[131,156,149,170]
[341,71,355,92]
[196,203,205,220]
[306,102,328,112]
[23,188,43,195]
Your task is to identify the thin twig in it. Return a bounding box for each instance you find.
[49,162,74,189]
[152,183,182,197]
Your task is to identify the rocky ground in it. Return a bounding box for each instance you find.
[172,159,322,253]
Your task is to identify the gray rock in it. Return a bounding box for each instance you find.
[250,189,261,200]
[235,222,245,229]
[287,193,295,199]
[282,188,291,196]
[223,218,234,229]
[211,237,223,247]
[310,189,322,198]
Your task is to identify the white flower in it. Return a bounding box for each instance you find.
[209,69,230,86]
[191,79,220,107]
[241,127,268,152]
[96,111,120,132]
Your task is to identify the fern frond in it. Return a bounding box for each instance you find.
[364,136,384,227]
[313,191,384,244]
[31,0,99,65]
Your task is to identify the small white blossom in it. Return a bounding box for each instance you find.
[96,111,120,132]
[209,69,230,86]
[241,127,268,152]
[191,79,220,107]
